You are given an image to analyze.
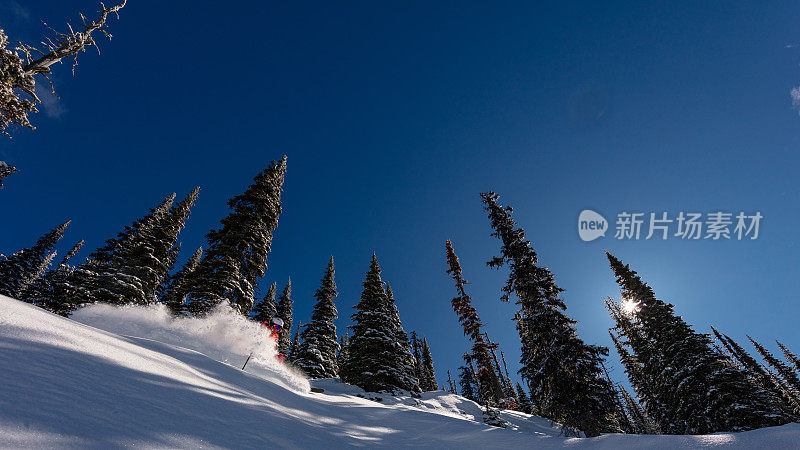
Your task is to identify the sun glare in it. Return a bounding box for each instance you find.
[621,298,640,315]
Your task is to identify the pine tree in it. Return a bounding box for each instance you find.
[446,369,457,394]
[606,252,794,434]
[337,332,350,379]
[0,221,70,298]
[63,194,175,308]
[606,300,670,431]
[67,188,197,308]
[595,361,630,434]
[777,341,800,375]
[288,321,302,362]
[159,244,182,302]
[58,241,84,265]
[458,365,479,402]
[20,239,84,304]
[162,247,203,316]
[710,327,787,403]
[499,349,514,395]
[127,187,198,305]
[294,257,341,379]
[485,332,515,401]
[482,404,509,428]
[185,156,286,315]
[611,384,635,434]
[748,336,800,393]
[481,192,617,437]
[515,382,533,414]
[618,385,659,435]
[341,254,420,394]
[410,331,424,384]
[444,240,502,405]
[27,240,84,315]
[16,251,56,300]
[419,338,437,392]
[385,285,419,391]
[90,194,176,267]
[251,282,278,323]
[276,278,294,355]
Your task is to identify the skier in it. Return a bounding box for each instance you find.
[262,317,285,362]
[242,317,286,370]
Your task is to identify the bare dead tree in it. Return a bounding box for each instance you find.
[0,1,127,137]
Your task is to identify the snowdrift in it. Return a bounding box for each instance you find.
[71,303,310,393]
[1,295,799,449]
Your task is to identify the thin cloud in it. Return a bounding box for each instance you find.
[791,87,800,116]
[35,83,66,119]
[1,1,31,21]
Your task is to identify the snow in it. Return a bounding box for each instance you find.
[1,295,799,448]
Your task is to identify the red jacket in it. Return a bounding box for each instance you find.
[261,321,284,362]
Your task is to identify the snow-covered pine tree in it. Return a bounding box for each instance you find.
[293,257,340,379]
[499,350,514,394]
[337,332,350,379]
[481,192,617,437]
[68,188,197,308]
[710,327,794,411]
[410,331,423,383]
[515,382,533,414]
[61,240,84,260]
[125,187,198,305]
[288,321,302,362]
[385,285,420,392]
[777,341,800,375]
[600,362,631,434]
[0,161,17,187]
[18,250,57,298]
[748,336,800,393]
[276,278,294,356]
[159,243,182,302]
[0,220,70,298]
[19,239,82,303]
[444,239,502,405]
[341,254,420,394]
[90,194,176,267]
[250,282,277,323]
[484,333,515,401]
[419,337,437,392]
[606,252,794,434]
[458,365,479,402]
[606,299,671,432]
[184,156,286,315]
[482,404,509,428]
[162,247,203,316]
[740,336,800,414]
[25,240,84,315]
[63,194,176,307]
[618,385,659,435]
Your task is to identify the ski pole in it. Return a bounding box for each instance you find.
[242,351,253,370]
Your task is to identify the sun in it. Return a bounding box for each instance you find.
[621,298,640,315]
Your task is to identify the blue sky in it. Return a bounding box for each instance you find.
[2,0,800,389]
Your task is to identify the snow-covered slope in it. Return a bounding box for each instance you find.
[1,296,799,449]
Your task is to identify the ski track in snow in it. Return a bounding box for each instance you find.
[1,296,799,449]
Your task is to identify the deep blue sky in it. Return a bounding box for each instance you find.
[2,1,800,389]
